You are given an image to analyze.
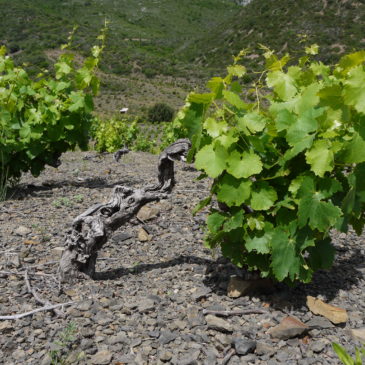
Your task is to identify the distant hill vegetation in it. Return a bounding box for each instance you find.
[1,0,364,115]
[0,0,238,77]
[185,0,365,73]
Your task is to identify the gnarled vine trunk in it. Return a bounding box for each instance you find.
[59,139,191,282]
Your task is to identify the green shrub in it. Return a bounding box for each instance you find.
[92,118,159,153]
[0,25,107,186]
[92,118,139,152]
[147,102,174,123]
[92,115,188,154]
[177,46,365,284]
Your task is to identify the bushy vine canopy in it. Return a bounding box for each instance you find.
[174,46,365,284]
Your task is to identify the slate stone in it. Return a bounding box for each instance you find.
[275,349,290,362]
[15,226,31,236]
[205,315,233,333]
[187,307,206,328]
[12,349,26,360]
[137,298,155,313]
[148,330,160,338]
[350,327,365,343]
[234,338,256,355]
[310,340,327,353]
[255,342,276,357]
[91,350,112,365]
[267,316,308,339]
[159,350,173,362]
[159,330,178,345]
[80,338,94,350]
[203,348,217,365]
[173,350,200,365]
[112,232,133,242]
[94,311,113,325]
[107,332,128,345]
[81,328,95,338]
[131,338,142,347]
[192,287,212,301]
[76,300,93,311]
[306,316,334,329]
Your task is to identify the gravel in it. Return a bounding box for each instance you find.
[0,150,364,364]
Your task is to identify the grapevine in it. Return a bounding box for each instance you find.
[175,46,365,283]
[0,23,107,184]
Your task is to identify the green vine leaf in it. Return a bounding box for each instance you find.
[307,239,335,270]
[195,142,228,178]
[207,212,226,234]
[216,174,251,207]
[305,139,334,177]
[271,228,301,281]
[223,210,245,232]
[245,226,273,254]
[203,117,228,138]
[227,150,263,179]
[250,182,277,211]
[298,176,342,231]
[237,112,267,133]
[222,90,247,109]
[266,70,297,100]
[343,66,365,114]
[340,130,365,164]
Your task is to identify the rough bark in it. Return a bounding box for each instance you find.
[59,139,191,282]
[145,138,191,192]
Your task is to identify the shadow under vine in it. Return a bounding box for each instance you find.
[93,255,214,281]
[8,176,141,199]
[202,247,365,312]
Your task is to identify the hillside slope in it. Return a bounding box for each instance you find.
[184,0,365,72]
[1,0,364,116]
[0,0,241,115]
[0,0,239,77]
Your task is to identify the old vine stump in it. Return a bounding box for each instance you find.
[59,139,191,282]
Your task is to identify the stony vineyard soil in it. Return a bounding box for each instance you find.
[0,151,364,365]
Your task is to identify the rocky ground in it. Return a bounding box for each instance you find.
[0,150,364,365]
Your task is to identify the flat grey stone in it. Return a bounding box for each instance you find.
[95,312,113,325]
[107,332,128,345]
[159,330,178,345]
[275,350,290,362]
[310,340,327,353]
[80,338,94,350]
[255,342,276,357]
[203,348,217,365]
[112,232,133,242]
[80,328,94,338]
[192,287,212,301]
[8,254,21,268]
[15,226,31,236]
[206,315,233,333]
[173,350,200,365]
[187,307,206,328]
[131,338,142,347]
[148,330,160,338]
[77,300,93,311]
[91,350,112,365]
[12,349,26,360]
[40,354,52,365]
[138,298,155,313]
[306,316,334,329]
[234,338,256,355]
[159,350,173,362]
